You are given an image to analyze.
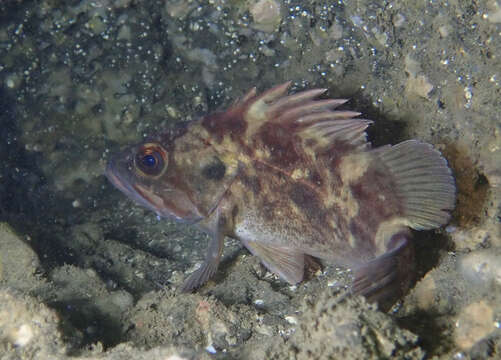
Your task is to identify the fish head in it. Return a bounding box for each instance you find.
[106,140,203,223]
[106,124,240,224]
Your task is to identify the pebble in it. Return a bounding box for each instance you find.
[459,248,501,288]
[205,344,217,354]
[250,0,281,32]
[110,290,134,312]
[117,24,131,41]
[8,324,34,347]
[486,2,501,23]
[455,301,496,350]
[405,74,434,99]
[5,72,21,89]
[411,274,437,310]
[254,299,264,306]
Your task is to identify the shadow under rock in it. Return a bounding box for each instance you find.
[48,298,124,351]
[397,309,456,356]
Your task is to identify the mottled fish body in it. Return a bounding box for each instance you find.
[106,83,455,302]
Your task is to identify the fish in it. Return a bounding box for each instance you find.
[106,82,456,303]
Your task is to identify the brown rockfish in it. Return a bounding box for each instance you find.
[106,82,455,302]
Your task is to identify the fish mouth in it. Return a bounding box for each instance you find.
[105,158,203,224]
[105,160,145,206]
[105,157,161,214]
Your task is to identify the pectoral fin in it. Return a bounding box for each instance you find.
[243,241,305,284]
[182,230,224,292]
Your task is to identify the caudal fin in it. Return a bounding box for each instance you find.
[377,140,456,230]
[353,141,454,306]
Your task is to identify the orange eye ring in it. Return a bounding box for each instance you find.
[133,143,168,179]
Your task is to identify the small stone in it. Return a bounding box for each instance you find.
[486,1,501,23]
[412,274,437,310]
[117,24,131,41]
[166,105,179,119]
[186,48,217,68]
[8,324,33,347]
[205,344,217,354]
[439,24,450,37]
[373,30,388,47]
[455,301,495,350]
[5,73,21,89]
[405,74,434,99]
[329,22,343,40]
[259,44,275,57]
[250,0,281,33]
[404,54,421,77]
[165,0,195,20]
[86,15,106,35]
[373,327,396,357]
[393,13,406,27]
[459,248,501,287]
[110,290,134,312]
[327,279,339,287]
[255,324,273,336]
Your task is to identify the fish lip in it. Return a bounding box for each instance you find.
[105,158,131,196]
[105,157,154,211]
[105,157,204,225]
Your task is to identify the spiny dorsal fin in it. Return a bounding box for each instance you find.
[241,82,372,151]
[299,117,373,151]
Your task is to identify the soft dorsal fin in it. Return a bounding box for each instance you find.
[239,82,373,152]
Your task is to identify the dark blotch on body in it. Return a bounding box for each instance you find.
[289,182,332,244]
[202,157,226,180]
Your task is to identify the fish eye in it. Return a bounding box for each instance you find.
[141,154,157,167]
[134,143,168,178]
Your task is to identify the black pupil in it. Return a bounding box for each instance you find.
[135,147,165,176]
[142,154,157,167]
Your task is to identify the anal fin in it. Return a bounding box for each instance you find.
[352,233,414,308]
[243,240,305,284]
